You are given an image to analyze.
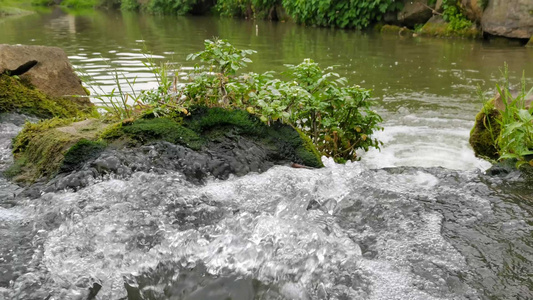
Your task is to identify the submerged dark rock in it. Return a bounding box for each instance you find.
[119,260,280,300]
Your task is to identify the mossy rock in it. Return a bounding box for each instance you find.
[469,101,501,159]
[0,74,97,119]
[113,117,204,150]
[380,25,413,37]
[419,18,481,39]
[7,118,109,182]
[7,107,323,184]
[60,139,106,173]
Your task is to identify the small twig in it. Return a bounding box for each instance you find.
[420,2,443,16]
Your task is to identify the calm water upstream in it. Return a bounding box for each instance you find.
[1,8,533,300]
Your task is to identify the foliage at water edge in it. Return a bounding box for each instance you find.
[470,64,533,169]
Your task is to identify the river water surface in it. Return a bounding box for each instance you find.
[0,8,533,300]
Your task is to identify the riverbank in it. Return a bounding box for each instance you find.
[29,0,533,42]
[0,3,33,18]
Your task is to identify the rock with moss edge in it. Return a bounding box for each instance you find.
[6,107,323,194]
[0,74,96,119]
[469,100,500,160]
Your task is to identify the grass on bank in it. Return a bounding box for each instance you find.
[471,64,533,169]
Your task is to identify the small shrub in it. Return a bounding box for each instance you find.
[442,0,473,32]
[179,39,383,162]
[283,59,383,161]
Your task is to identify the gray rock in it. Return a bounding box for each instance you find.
[0,44,91,106]
[397,0,433,28]
[93,155,121,173]
[481,0,533,39]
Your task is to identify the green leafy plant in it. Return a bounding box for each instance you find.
[495,65,533,168]
[184,39,256,107]
[442,0,472,32]
[283,59,383,161]
[86,39,382,162]
[121,0,139,10]
[180,39,383,162]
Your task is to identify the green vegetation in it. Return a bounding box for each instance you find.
[380,24,413,36]
[495,69,533,168]
[281,0,402,29]
[100,39,382,162]
[118,117,204,150]
[420,0,480,38]
[31,0,119,8]
[144,0,196,15]
[0,74,96,119]
[470,64,533,168]
[6,39,380,183]
[214,0,279,19]
[441,0,473,32]
[60,139,106,172]
[44,0,403,29]
[8,118,107,182]
[470,98,500,159]
[0,0,34,17]
[179,39,382,162]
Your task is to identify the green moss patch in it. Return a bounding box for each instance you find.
[119,118,204,150]
[380,25,413,36]
[60,139,106,172]
[8,118,109,183]
[184,106,264,136]
[419,21,481,39]
[0,74,96,119]
[469,101,501,160]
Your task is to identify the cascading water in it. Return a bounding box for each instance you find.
[1,112,532,300]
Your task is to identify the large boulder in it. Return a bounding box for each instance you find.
[481,0,533,39]
[0,44,88,99]
[461,0,484,23]
[397,0,433,28]
[6,107,323,190]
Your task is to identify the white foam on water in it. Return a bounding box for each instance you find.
[29,161,489,298]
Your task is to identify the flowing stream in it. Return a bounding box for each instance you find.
[1,8,533,300]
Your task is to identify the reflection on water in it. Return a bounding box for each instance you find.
[1,8,532,170]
